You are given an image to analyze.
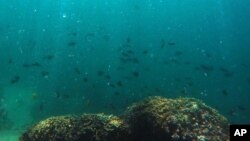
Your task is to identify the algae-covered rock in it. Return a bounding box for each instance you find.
[20,96,230,141]
[20,113,129,141]
[124,96,229,141]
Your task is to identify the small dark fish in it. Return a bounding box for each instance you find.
[68,32,77,36]
[175,78,181,82]
[237,105,246,111]
[169,58,180,64]
[219,67,230,73]
[105,75,111,79]
[241,63,248,68]
[44,55,54,60]
[187,82,194,86]
[74,68,81,75]
[168,42,176,46]
[109,84,116,88]
[142,50,148,55]
[8,58,13,64]
[199,65,214,72]
[113,92,120,96]
[163,61,169,65]
[119,57,127,63]
[31,62,41,67]
[83,77,88,82]
[221,89,229,96]
[67,41,77,47]
[247,78,250,83]
[132,71,139,77]
[97,70,104,76]
[54,91,62,99]
[121,52,130,57]
[127,50,134,54]
[174,51,183,56]
[116,81,123,87]
[10,76,20,84]
[39,103,44,112]
[22,64,31,68]
[184,61,191,65]
[126,37,131,43]
[161,39,165,48]
[223,72,234,77]
[132,58,139,64]
[204,52,212,58]
[41,71,49,78]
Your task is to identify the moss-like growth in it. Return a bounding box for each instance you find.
[20,113,129,141]
[20,96,230,141]
[124,96,229,141]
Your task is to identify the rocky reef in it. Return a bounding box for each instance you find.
[20,96,230,141]
[20,113,129,141]
[124,96,230,141]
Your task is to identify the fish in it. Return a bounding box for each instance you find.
[127,50,134,54]
[237,105,246,111]
[174,51,183,56]
[67,41,77,47]
[160,39,165,48]
[132,71,139,77]
[68,32,77,36]
[219,67,234,77]
[31,62,41,67]
[142,50,148,55]
[10,76,20,84]
[39,103,44,112]
[8,58,13,64]
[196,65,214,72]
[22,64,31,68]
[113,92,121,96]
[221,89,229,96]
[119,57,127,63]
[116,81,123,87]
[41,71,49,78]
[74,68,82,75]
[126,37,131,43]
[131,58,139,64]
[109,84,116,88]
[97,70,104,76]
[223,72,234,77]
[175,78,181,82]
[204,52,212,58]
[43,55,54,60]
[83,77,88,82]
[168,42,176,46]
[105,75,111,79]
[247,78,250,83]
[121,52,130,57]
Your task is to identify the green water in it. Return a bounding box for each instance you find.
[0,0,250,137]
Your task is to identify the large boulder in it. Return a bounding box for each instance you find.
[124,96,229,141]
[20,113,130,141]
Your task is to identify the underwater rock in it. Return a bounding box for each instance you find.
[124,96,229,141]
[20,113,130,141]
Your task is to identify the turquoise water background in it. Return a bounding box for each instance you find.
[0,0,250,133]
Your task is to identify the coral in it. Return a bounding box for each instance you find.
[124,96,230,141]
[20,113,129,141]
[20,96,230,141]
